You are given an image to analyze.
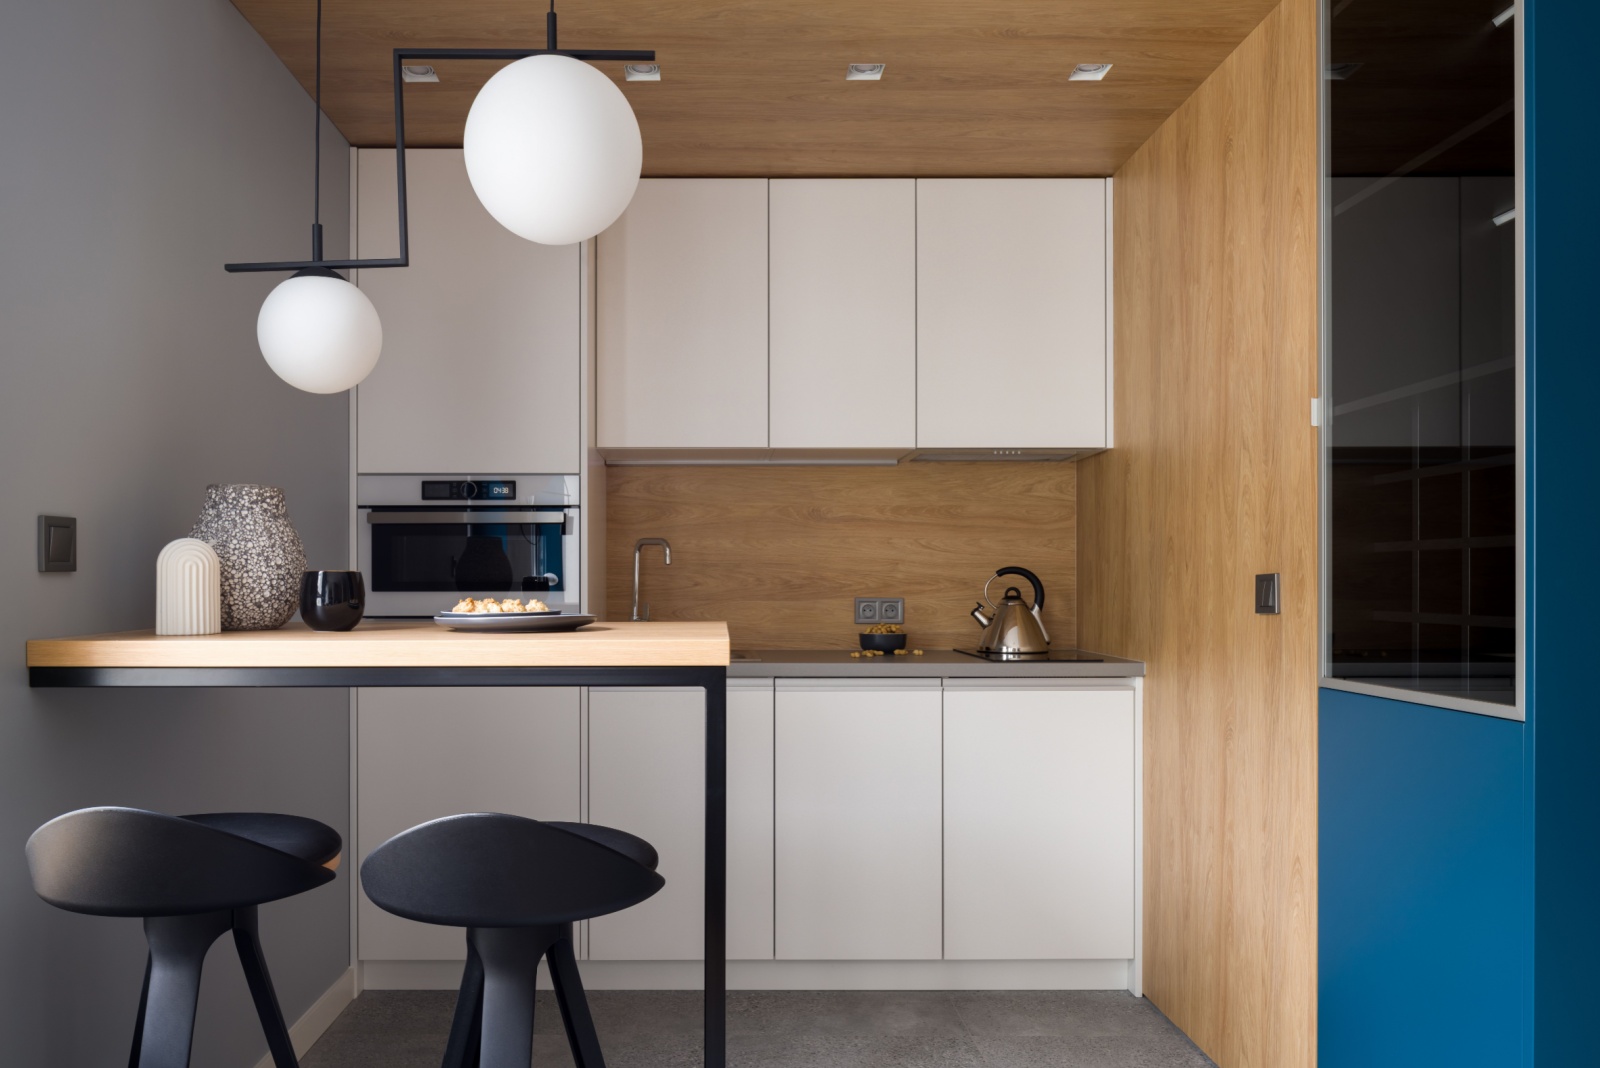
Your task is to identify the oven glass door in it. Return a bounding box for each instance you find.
[363,508,571,614]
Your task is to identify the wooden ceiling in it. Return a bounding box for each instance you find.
[229,0,1286,177]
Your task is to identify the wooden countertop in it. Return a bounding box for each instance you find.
[26,620,731,670]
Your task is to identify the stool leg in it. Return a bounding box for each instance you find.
[442,939,485,1068]
[467,927,551,1068]
[138,910,232,1068]
[128,954,152,1068]
[546,928,608,1068]
[231,907,299,1068]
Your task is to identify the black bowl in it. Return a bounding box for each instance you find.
[859,632,908,652]
[301,570,365,632]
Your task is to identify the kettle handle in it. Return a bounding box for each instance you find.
[992,566,1045,612]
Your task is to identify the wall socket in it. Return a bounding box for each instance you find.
[854,597,905,625]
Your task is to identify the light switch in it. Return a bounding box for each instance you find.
[38,515,77,573]
[1255,573,1280,615]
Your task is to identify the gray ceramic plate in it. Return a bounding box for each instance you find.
[432,612,597,633]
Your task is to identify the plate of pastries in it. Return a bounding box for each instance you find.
[433,597,596,632]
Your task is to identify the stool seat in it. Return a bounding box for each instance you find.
[26,806,341,1068]
[361,813,664,1068]
[361,812,664,929]
[28,807,337,917]
[182,812,344,868]
[543,821,658,872]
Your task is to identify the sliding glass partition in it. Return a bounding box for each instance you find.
[1323,0,1520,713]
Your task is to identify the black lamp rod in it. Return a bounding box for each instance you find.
[224,44,655,274]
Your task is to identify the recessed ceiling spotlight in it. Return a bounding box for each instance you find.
[846,63,885,81]
[401,65,439,83]
[1325,62,1363,80]
[1068,63,1112,81]
[624,63,661,81]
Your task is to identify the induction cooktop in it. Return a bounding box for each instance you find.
[953,648,1106,662]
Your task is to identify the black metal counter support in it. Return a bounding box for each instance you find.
[31,662,730,1068]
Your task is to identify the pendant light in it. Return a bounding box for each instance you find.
[226,0,387,395]
[226,1,654,376]
[462,2,644,245]
[255,269,381,393]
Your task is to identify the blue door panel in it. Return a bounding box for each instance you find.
[1319,687,1524,1068]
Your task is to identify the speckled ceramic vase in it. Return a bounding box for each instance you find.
[190,484,307,631]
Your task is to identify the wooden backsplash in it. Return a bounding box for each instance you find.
[604,462,1076,650]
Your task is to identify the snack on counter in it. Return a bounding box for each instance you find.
[863,623,904,634]
[448,597,551,614]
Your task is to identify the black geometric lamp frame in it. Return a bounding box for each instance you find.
[225,4,653,276]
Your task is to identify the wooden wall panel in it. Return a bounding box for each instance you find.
[1077,0,1319,1065]
[604,463,1075,651]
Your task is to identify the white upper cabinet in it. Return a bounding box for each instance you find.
[769,180,917,449]
[597,179,769,448]
[915,179,1108,449]
[354,149,580,474]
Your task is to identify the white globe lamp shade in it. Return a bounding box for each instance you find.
[463,53,643,246]
[255,269,382,394]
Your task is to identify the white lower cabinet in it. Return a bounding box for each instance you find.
[774,680,944,961]
[587,682,775,961]
[726,681,777,959]
[943,684,1137,960]
[355,677,1139,975]
[356,687,580,962]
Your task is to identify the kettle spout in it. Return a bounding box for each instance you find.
[971,603,992,628]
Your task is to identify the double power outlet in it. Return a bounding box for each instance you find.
[854,597,905,625]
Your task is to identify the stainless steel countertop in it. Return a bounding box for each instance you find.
[726,648,1144,679]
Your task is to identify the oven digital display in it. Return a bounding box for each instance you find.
[420,480,517,501]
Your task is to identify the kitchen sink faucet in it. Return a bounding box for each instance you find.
[632,538,671,621]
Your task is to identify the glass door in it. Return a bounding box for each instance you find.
[1322,0,1521,716]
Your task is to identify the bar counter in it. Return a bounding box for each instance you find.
[27,619,730,674]
[25,618,732,1068]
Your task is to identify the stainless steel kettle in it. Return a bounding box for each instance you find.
[971,566,1050,656]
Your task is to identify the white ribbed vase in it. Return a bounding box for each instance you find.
[155,538,222,636]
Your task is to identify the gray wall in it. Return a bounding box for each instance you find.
[0,2,354,1065]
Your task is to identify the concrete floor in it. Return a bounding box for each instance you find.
[300,989,1217,1068]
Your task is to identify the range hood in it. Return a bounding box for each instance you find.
[907,447,1105,463]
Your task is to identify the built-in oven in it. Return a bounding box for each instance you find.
[357,474,580,618]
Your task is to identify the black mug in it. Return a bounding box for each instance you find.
[300,570,365,632]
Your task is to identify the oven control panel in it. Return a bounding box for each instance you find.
[420,480,516,501]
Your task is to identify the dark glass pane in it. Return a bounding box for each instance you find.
[1419,549,1463,617]
[1470,460,1515,537]
[1470,547,1516,619]
[1326,0,1517,706]
[1418,473,1463,541]
[368,522,566,593]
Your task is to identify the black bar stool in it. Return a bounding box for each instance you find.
[360,813,664,1068]
[27,807,342,1068]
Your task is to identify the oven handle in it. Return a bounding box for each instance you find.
[364,511,569,525]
